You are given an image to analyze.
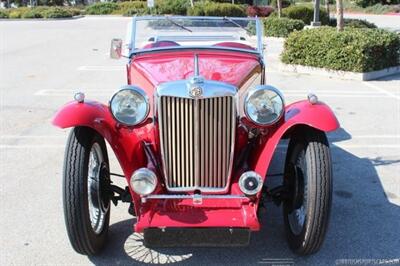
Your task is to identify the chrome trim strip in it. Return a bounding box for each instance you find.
[194,54,199,76]
[131,16,137,55]
[256,18,263,56]
[141,194,248,203]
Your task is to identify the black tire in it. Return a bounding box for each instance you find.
[283,129,332,255]
[63,127,110,255]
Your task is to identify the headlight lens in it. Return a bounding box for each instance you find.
[244,86,284,125]
[130,168,157,196]
[110,86,149,126]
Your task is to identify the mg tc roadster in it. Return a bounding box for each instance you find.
[53,16,339,256]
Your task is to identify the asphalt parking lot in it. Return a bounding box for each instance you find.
[1,17,399,265]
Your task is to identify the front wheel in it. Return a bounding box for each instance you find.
[63,127,111,255]
[283,129,332,255]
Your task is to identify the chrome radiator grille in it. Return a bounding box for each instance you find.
[159,96,236,191]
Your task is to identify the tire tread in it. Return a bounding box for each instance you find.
[284,129,332,255]
[62,127,109,255]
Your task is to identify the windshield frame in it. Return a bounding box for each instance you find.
[127,16,264,58]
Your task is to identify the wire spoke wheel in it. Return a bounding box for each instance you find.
[87,143,109,235]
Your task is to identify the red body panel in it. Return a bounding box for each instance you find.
[135,198,260,232]
[53,49,339,232]
[52,101,149,214]
[129,50,261,88]
[251,100,339,179]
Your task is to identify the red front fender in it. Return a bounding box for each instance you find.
[252,100,340,178]
[52,101,145,178]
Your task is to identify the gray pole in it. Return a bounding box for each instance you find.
[312,0,321,26]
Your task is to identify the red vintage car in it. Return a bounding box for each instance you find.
[53,16,339,256]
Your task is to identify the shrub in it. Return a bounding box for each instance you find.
[363,3,400,13]
[0,6,76,19]
[8,8,30,19]
[246,5,275,17]
[212,0,250,3]
[281,5,330,25]
[116,1,148,15]
[42,7,73,18]
[281,27,400,72]
[188,2,246,17]
[264,17,305,37]
[85,2,118,15]
[354,0,400,8]
[0,9,9,18]
[187,4,206,16]
[21,9,44,18]
[329,18,377,28]
[65,7,82,16]
[155,0,189,15]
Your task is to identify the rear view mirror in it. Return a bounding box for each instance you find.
[110,38,122,59]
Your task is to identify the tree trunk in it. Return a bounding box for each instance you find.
[313,0,320,25]
[277,0,282,18]
[336,0,344,31]
[325,0,330,17]
[190,0,194,8]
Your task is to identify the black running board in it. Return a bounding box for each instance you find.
[143,227,251,247]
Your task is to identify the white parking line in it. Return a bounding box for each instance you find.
[331,135,400,139]
[77,66,124,71]
[283,90,382,94]
[0,145,65,149]
[363,82,400,101]
[34,89,114,96]
[284,94,391,98]
[277,144,400,149]
[0,136,64,139]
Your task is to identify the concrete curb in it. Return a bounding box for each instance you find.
[279,64,400,81]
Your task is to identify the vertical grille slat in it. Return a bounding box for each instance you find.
[204,99,209,188]
[222,97,227,188]
[159,96,235,191]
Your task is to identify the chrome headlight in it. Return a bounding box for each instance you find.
[110,86,149,126]
[130,168,157,196]
[244,85,284,126]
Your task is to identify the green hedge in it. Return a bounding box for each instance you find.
[279,5,330,25]
[187,2,247,17]
[117,1,148,16]
[0,9,9,18]
[281,27,400,72]
[155,0,189,15]
[3,6,77,18]
[85,2,119,15]
[42,7,74,18]
[264,17,305,37]
[85,0,189,16]
[329,18,377,28]
[354,0,400,8]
